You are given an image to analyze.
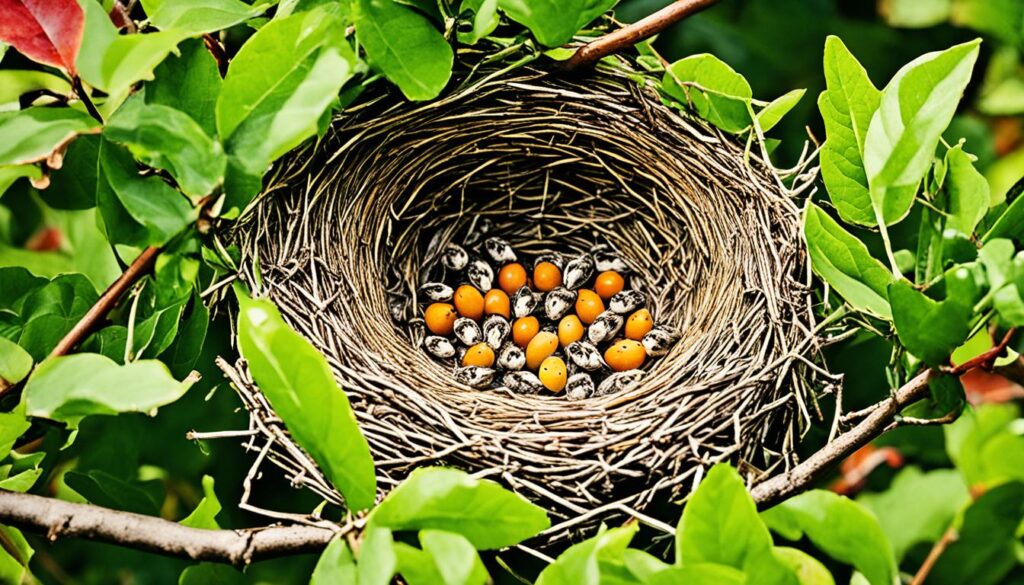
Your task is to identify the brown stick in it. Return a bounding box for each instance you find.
[47,246,160,359]
[70,76,104,124]
[0,490,340,567]
[562,0,720,70]
[910,524,958,585]
[203,34,230,78]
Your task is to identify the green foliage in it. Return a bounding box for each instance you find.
[497,0,616,47]
[140,0,271,36]
[0,107,99,167]
[662,54,753,133]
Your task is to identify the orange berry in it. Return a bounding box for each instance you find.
[625,309,653,340]
[525,331,559,370]
[533,261,562,292]
[575,289,604,324]
[512,316,540,347]
[454,285,484,320]
[604,339,646,372]
[558,315,585,347]
[484,289,511,318]
[462,343,495,368]
[538,356,567,392]
[424,303,458,335]
[498,263,528,295]
[594,271,625,300]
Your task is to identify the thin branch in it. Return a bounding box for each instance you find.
[70,76,103,124]
[910,524,958,585]
[562,0,720,70]
[47,246,161,359]
[0,490,341,567]
[203,34,230,77]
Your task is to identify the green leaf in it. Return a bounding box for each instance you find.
[858,467,970,561]
[818,35,882,226]
[141,0,270,36]
[762,490,897,585]
[355,0,453,101]
[23,353,193,427]
[945,403,1024,488]
[535,524,637,585]
[879,0,952,27]
[393,542,445,585]
[17,273,98,360]
[951,0,1023,46]
[311,537,357,585]
[0,69,71,109]
[757,89,805,133]
[165,293,208,379]
[419,530,488,585]
[77,0,187,97]
[179,563,245,585]
[218,7,356,210]
[457,0,499,45]
[983,178,1024,244]
[180,475,221,529]
[0,336,32,388]
[0,526,33,585]
[662,54,753,133]
[774,548,834,585]
[978,238,1024,326]
[0,404,30,461]
[42,133,101,210]
[496,0,616,47]
[944,144,990,235]
[888,277,972,366]
[678,464,796,585]
[357,525,397,585]
[236,291,376,510]
[803,204,895,319]
[863,39,982,227]
[647,565,747,585]
[144,38,222,136]
[0,107,100,166]
[105,97,226,198]
[369,467,549,549]
[64,469,163,515]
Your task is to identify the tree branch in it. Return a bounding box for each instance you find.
[910,524,957,585]
[0,490,340,567]
[562,0,720,70]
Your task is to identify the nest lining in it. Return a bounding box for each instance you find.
[224,61,821,544]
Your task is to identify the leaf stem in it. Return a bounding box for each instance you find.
[71,76,104,124]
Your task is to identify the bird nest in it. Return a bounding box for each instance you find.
[213,58,823,547]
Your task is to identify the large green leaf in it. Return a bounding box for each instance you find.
[355,0,453,101]
[677,464,796,585]
[42,133,101,210]
[419,530,488,585]
[369,467,549,549]
[64,469,163,515]
[22,353,193,426]
[945,403,1024,488]
[311,537,357,585]
[0,526,33,585]
[236,292,376,510]
[0,336,32,388]
[144,38,222,136]
[496,0,616,47]
[978,238,1024,326]
[774,548,835,585]
[17,273,98,360]
[888,276,973,366]
[944,144,990,235]
[818,36,882,226]
[140,0,270,36]
[105,98,226,198]
[662,54,753,133]
[762,490,896,585]
[863,39,981,227]
[803,204,895,319]
[535,524,638,585]
[0,107,100,166]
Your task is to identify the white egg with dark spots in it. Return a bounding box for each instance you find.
[466,260,494,291]
[484,237,517,263]
[512,286,538,318]
[442,243,468,271]
[594,251,630,273]
[483,315,510,349]
[587,311,623,344]
[609,290,646,314]
[462,217,494,247]
[596,370,644,396]
[562,253,595,290]
[424,336,456,359]
[454,366,495,389]
[544,287,576,321]
[497,343,526,370]
[565,373,595,401]
[502,371,545,394]
[642,326,676,357]
[453,317,482,346]
[418,282,453,302]
[565,341,606,371]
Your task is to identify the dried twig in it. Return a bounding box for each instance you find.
[563,0,720,70]
[910,524,958,585]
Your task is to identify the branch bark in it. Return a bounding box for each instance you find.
[562,0,720,70]
[0,490,340,567]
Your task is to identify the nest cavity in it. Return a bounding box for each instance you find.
[229,63,820,545]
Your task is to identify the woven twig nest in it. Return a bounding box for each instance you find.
[223,59,821,545]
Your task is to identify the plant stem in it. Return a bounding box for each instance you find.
[70,76,103,124]
[910,524,957,585]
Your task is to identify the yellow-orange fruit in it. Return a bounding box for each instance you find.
[625,309,654,340]
[484,289,511,318]
[454,285,484,320]
[498,263,528,295]
[533,261,562,292]
[538,356,567,392]
[424,303,458,335]
[575,289,604,324]
[462,343,495,368]
[512,316,540,347]
[604,339,646,372]
[594,270,625,300]
[525,332,559,370]
[558,315,585,347]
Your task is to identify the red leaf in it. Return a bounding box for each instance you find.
[0,0,83,75]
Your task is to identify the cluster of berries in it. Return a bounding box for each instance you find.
[418,236,674,400]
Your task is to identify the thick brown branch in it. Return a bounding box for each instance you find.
[562,0,720,70]
[47,246,161,359]
[0,490,339,567]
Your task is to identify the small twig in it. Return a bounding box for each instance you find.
[562,0,720,70]
[942,327,1016,375]
[203,34,230,77]
[910,524,958,585]
[70,76,103,124]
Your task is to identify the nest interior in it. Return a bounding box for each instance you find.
[231,63,819,544]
